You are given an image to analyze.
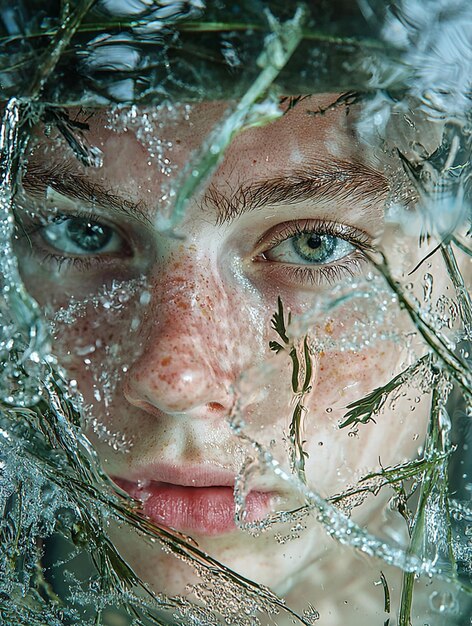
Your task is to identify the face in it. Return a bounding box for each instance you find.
[15,95,433,605]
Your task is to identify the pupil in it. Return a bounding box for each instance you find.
[66,219,112,252]
[306,234,322,249]
[293,232,336,263]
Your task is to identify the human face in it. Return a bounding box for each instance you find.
[14,95,430,600]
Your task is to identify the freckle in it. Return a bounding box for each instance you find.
[161,356,171,366]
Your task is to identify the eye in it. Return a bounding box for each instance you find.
[40,216,123,256]
[254,220,372,287]
[264,231,355,265]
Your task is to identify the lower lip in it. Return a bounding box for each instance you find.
[114,478,273,536]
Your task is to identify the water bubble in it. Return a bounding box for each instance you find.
[428,590,458,614]
[139,290,151,306]
[303,604,320,623]
[423,273,433,302]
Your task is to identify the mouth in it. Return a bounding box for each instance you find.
[113,466,274,537]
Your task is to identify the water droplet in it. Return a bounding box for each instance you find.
[139,291,151,305]
[429,590,457,614]
[423,272,433,301]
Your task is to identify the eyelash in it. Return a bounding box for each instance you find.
[39,252,107,271]
[256,219,372,287]
[273,256,367,287]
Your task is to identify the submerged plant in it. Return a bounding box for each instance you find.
[269,296,313,484]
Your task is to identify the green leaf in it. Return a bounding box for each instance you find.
[302,336,312,391]
[270,296,290,344]
[339,355,431,429]
[269,340,284,353]
[290,347,300,392]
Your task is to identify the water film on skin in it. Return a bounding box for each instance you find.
[0,1,471,625]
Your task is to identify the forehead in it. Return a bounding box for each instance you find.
[28,95,372,205]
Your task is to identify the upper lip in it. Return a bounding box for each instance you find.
[115,463,241,488]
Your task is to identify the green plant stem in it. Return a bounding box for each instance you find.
[398,380,453,626]
[163,7,306,231]
[0,20,392,49]
[440,242,472,336]
[371,253,472,397]
[328,452,448,506]
[452,235,472,257]
[23,0,95,99]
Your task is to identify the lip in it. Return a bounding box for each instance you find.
[122,463,239,488]
[113,465,274,536]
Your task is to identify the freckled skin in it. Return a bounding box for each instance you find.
[16,95,443,624]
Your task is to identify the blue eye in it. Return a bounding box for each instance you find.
[265,231,355,265]
[41,217,123,255]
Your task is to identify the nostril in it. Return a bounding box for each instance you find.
[207,402,225,412]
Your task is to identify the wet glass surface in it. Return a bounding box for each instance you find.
[0,1,471,625]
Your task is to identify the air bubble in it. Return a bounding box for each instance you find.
[428,590,458,614]
[423,273,433,302]
[139,291,151,306]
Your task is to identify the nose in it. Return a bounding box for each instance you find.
[123,261,255,417]
[125,349,234,416]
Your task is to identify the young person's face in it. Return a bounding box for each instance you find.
[16,96,431,599]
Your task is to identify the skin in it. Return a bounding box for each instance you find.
[14,95,443,624]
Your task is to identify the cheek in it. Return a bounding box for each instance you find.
[45,281,147,431]
[301,346,429,495]
[314,347,395,408]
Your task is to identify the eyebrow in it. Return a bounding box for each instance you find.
[21,157,389,226]
[204,159,389,225]
[21,161,152,226]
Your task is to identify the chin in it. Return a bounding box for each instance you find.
[107,516,321,599]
